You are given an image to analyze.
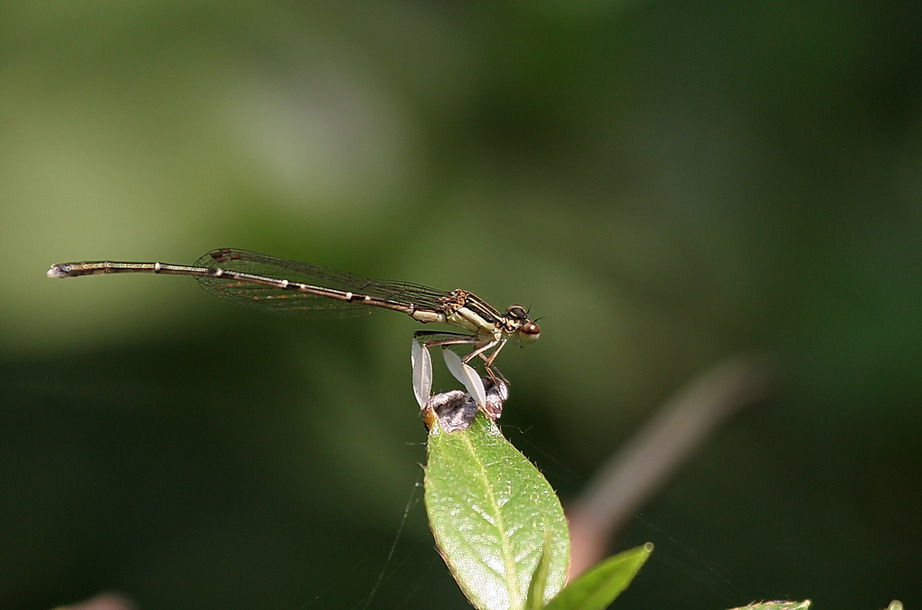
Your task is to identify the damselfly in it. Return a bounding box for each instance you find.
[47,248,541,385]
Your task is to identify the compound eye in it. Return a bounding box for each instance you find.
[519,321,541,344]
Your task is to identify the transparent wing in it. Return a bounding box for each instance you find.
[192,248,451,318]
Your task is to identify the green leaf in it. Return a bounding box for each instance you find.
[543,543,653,610]
[424,413,570,610]
[524,532,553,610]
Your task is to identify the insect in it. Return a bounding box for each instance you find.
[49,248,540,408]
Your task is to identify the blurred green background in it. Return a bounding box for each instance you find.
[2,1,919,608]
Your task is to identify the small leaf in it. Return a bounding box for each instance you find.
[544,543,652,610]
[442,348,487,408]
[425,414,570,610]
[411,339,432,407]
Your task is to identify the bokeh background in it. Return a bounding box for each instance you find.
[2,1,919,608]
